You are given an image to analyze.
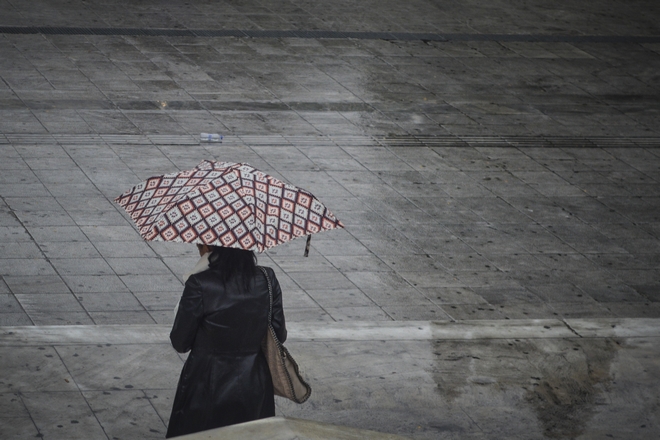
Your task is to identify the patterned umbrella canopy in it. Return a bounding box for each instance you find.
[114,160,344,253]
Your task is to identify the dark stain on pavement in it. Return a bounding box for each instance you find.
[523,339,619,439]
[431,338,620,439]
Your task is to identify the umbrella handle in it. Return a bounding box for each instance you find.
[304,235,311,257]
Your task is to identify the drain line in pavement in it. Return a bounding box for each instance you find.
[1,26,660,43]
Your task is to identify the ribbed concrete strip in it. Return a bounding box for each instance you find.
[2,318,659,346]
[3,133,660,147]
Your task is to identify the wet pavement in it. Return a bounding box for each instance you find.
[3,319,660,439]
[1,0,660,439]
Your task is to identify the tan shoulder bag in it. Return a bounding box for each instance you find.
[260,267,312,404]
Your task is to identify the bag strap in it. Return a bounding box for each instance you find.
[259,266,273,326]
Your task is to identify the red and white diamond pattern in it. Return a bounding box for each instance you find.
[115,160,344,252]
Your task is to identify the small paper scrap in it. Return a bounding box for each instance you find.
[200,133,223,142]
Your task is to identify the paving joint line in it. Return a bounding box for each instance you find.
[561,319,583,338]
[4,134,660,148]
[1,26,659,43]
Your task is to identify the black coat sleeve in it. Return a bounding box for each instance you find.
[170,275,204,353]
[268,268,287,343]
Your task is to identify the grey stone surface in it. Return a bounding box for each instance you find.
[1,0,660,438]
[1,320,659,439]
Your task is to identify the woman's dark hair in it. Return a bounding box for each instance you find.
[207,246,258,291]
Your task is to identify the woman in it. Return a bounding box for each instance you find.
[166,244,286,438]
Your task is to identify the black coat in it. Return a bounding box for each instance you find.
[166,266,286,438]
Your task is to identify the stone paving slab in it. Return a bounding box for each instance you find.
[0,0,659,438]
[0,134,659,326]
[1,0,659,37]
[1,319,659,439]
[1,5,660,141]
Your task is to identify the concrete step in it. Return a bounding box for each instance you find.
[174,416,412,440]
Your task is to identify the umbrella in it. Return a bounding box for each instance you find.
[114,160,343,255]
